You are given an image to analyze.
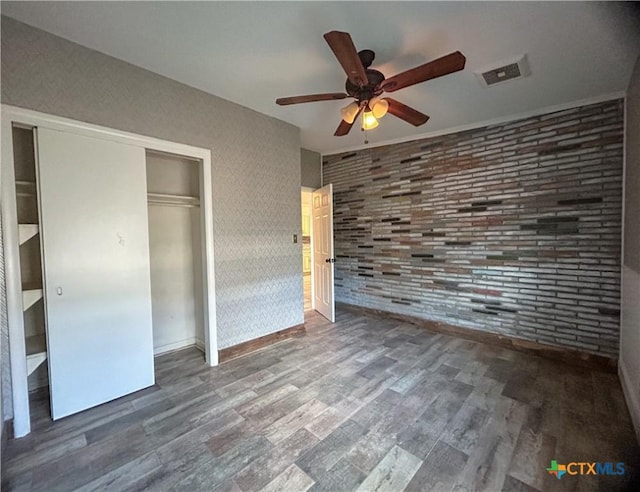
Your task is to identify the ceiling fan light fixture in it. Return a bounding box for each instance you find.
[362,106,379,130]
[340,102,360,124]
[276,31,462,137]
[371,98,389,119]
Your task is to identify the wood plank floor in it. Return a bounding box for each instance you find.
[3,309,639,491]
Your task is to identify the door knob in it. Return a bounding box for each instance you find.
[325,258,335,263]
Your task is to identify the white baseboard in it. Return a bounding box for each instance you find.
[153,337,197,356]
[619,357,640,444]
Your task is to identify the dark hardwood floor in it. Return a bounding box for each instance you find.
[3,309,639,491]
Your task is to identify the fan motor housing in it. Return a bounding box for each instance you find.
[345,69,385,101]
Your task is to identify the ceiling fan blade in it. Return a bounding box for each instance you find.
[323,31,368,87]
[334,119,354,136]
[384,98,430,126]
[276,93,349,105]
[334,102,365,136]
[381,51,466,92]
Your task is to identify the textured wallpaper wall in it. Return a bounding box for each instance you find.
[301,148,322,189]
[324,99,623,358]
[0,13,303,380]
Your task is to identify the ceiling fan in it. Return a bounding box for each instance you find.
[276,31,466,137]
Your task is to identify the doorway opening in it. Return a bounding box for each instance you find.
[301,188,313,311]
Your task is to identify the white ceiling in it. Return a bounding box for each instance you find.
[2,2,639,154]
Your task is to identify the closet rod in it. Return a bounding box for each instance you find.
[147,192,200,208]
[148,201,200,208]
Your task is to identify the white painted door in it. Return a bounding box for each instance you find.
[312,184,335,322]
[36,128,154,420]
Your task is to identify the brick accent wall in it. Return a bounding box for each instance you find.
[323,99,623,357]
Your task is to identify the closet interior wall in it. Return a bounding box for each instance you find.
[146,151,204,356]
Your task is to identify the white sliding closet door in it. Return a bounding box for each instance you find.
[37,128,154,420]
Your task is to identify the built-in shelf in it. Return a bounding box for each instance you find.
[22,288,43,312]
[18,224,39,245]
[25,334,47,376]
[16,180,37,197]
[147,192,200,208]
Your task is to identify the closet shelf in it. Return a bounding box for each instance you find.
[26,334,47,376]
[147,192,200,208]
[22,288,43,312]
[18,224,39,245]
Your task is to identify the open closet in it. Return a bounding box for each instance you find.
[12,127,48,393]
[2,106,217,437]
[146,151,205,355]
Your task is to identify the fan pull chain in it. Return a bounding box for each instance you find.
[363,128,369,145]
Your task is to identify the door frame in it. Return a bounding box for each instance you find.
[1,105,218,437]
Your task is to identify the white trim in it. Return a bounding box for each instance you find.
[2,106,210,160]
[323,91,626,156]
[1,112,30,438]
[153,338,197,356]
[200,154,218,366]
[316,162,322,313]
[1,104,218,437]
[309,187,316,312]
[619,357,640,444]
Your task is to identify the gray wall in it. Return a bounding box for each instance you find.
[301,148,321,189]
[621,55,640,438]
[624,59,640,272]
[0,13,303,401]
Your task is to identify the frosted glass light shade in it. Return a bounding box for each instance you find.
[362,110,379,130]
[340,102,360,124]
[372,98,389,118]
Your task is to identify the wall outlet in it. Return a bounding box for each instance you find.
[293,234,298,244]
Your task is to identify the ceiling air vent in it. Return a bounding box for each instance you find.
[475,55,530,87]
